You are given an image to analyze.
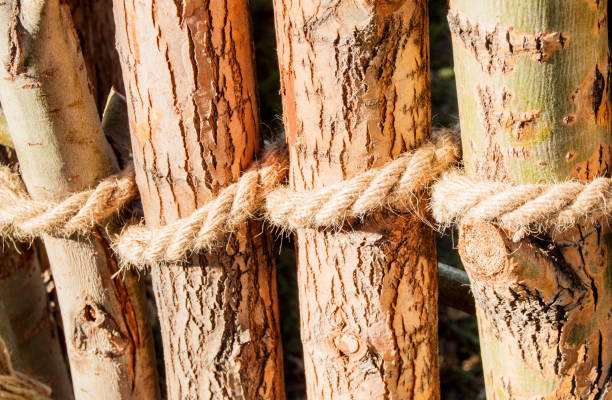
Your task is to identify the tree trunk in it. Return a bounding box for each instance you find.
[273,1,439,399]
[65,0,124,112]
[0,1,159,399]
[448,0,612,398]
[113,1,285,399]
[0,146,73,400]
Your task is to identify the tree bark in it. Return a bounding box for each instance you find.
[448,0,612,398]
[0,1,159,399]
[273,1,439,399]
[113,1,285,399]
[65,0,124,112]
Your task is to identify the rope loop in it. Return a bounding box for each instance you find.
[0,165,137,240]
[0,130,461,268]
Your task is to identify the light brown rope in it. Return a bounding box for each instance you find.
[0,336,52,400]
[431,170,612,242]
[265,132,459,230]
[0,164,137,239]
[114,132,460,267]
[114,140,290,266]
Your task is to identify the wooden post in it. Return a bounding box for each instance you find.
[273,1,439,398]
[0,1,159,398]
[113,1,285,399]
[448,0,612,397]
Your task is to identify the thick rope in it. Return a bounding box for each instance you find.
[265,131,459,230]
[431,170,612,242]
[4,128,609,264]
[0,165,137,239]
[0,337,52,400]
[114,140,290,266]
[114,131,460,266]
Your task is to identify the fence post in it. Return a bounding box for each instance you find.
[448,0,612,397]
[0,1,160,398]
[113,1,286,398]
[273,1,440,398]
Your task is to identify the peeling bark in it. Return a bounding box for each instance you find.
[450,0,612,398]
[113,1,285,399]
[273,0,439,399]
[567,57,612,127]
[0,1,159,398]
[448,8,570,74]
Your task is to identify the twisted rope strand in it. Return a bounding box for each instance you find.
[114,132,460,266]
[114,140,290,266]
[0,165,137,239]
[265,131,460,230]
[0,337,52,400]
[431,171,612,242]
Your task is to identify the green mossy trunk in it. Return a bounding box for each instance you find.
[449,0,612,398]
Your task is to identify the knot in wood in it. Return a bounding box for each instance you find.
[333,332,361,355]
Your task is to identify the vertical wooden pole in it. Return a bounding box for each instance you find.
[273,1,439,399]
[113,1,285,399]
[449,0,612,397]
[0,1,159,398]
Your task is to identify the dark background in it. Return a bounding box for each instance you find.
[249,0,484,398]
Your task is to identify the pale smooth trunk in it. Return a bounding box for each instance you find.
[0,1,159,398]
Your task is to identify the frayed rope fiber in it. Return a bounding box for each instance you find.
[0,130,459,266]
[0,336,52,400]
[4,126,611,267]
[115,131,460,266]
[431,170,612,242]
[0,164,137,239]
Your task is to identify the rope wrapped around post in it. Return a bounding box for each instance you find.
[2,127,611,267]
[0,130,460,268]
[116,131,460,266]
[0,164,137,240]
[431,170,612,242]
[0,336,52,400]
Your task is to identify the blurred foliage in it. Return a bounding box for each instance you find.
[250,0,482,398]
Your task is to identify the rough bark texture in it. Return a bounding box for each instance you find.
[113,1,285,399]
[273,1,439,399]
[65,0,124,112]
[449,0,612,398]
[0,1,159,399]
